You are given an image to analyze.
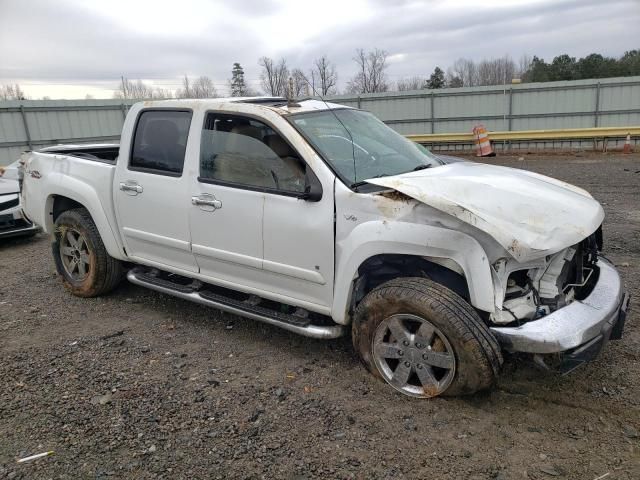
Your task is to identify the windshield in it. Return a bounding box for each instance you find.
[289,109,441,186]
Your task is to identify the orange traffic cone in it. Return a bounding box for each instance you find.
[622,133,632,154]
[473,125,495,157]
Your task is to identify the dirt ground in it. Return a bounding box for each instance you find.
[1,153,638,480]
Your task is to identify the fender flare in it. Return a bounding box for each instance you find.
[331,220,494,324]
[44,175,125,260]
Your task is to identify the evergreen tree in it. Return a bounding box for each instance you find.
[619,50,640,76]
[549,54,577,81]
[230,63,247,96]
[576,53,608,79]
[523,56,550,82]
[427,67,445,89]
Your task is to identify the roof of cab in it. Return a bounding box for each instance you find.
[137,97,351,116]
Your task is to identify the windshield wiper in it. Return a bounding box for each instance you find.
[350,172,392,189]
[412,164,432,171]
[351,165,432,188]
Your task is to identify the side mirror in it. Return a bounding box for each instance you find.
[300,169,323,202]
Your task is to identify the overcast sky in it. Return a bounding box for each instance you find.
[0,0,638,99]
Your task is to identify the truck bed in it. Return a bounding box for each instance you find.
[20,148,119,244]
[38,143,120,163]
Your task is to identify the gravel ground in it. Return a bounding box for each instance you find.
[1,153,638,479]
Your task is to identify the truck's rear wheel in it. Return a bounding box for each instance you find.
[352,277,502,398]
[52,208,123,297]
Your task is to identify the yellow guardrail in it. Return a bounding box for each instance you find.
[407,126,640,143]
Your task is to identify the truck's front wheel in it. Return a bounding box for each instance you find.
[52,208,123,297]
[352,277,503,398]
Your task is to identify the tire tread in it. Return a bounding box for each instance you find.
[53,208,123,297]
[353,277,503,396]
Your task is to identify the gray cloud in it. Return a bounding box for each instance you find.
[0,0,638,97]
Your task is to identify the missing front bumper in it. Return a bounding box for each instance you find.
[490,258,628,354]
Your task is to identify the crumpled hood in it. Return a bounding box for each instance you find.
[366,162,604,262]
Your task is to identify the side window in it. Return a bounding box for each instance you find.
[200,113,306,193]
[130,110,192,175]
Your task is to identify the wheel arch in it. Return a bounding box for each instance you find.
[47,191,125,260]
[332,221,496,324]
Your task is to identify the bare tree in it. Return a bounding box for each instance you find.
[0,84,28,100]
[396,76,426,91]
[114,78,171,99]
[153,87,173,99]
[448,56,517,87]
[476,60,496,85]
[445,67,464,87]
[477,56,517,85]
[193,76,217,98]
[449,58,478,87]
[176,75,217,98]
[290,68,308,97]
[516,54,533,79]
[310,55,338,95]
[178,75,191,98]
[259,57,289,96]
[347,48,390,94]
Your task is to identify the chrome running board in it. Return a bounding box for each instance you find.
[126,269,345,339]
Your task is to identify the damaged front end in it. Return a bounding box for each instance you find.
[490,230,602,325]
[489,228,629,372]
[364,162,628,372]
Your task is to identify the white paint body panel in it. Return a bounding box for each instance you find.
[115,171,198,272]
[190,182,264,273]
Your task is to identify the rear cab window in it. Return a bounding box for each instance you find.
[130,110,193,176]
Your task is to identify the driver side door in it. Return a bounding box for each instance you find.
[189,110,334,310]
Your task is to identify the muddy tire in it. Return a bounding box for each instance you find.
[352,277,502,398]
[52,208,124,297]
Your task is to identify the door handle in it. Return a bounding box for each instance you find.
[119,182,143,194]
[191,194,222,210]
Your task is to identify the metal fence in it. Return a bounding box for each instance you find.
[0,99,135,166]
[2,76,639,165]
[327,75,640,151]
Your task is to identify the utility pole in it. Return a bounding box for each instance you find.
[287,77,294,105]
[121,76,127,99]
[287,77,299,108]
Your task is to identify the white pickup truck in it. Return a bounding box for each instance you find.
[20,97,629,398]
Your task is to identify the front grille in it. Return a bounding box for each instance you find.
[0,196,19,212]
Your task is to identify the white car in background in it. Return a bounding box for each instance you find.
[0,160,38,239]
